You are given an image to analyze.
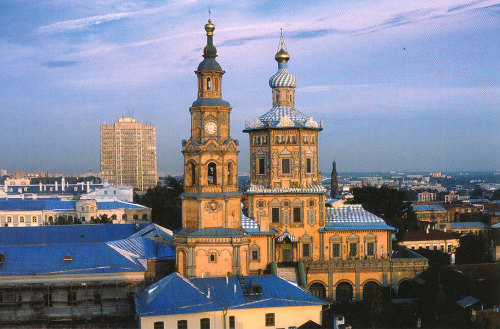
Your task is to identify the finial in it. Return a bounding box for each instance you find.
[275,29,290,63]
[208,7,211,19]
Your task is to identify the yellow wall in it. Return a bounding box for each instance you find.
[139,304,322,329]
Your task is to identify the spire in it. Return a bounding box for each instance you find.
[203,19,217,58]
[274,28,290,65]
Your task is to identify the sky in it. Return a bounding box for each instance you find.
[0,0,499,175]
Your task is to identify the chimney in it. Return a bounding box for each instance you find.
[207,288,210,298]
[226,275,228,284]
[234,284,237,293]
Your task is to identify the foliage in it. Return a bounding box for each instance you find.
[51,215,81,225]
[89,214,112,224]
[455,233,492,264]
[491,188,500,201]
[134,176,183,230]
[346,186,418,239]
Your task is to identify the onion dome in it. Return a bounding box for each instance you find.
[268,33,297,88]
[198,19,222,71]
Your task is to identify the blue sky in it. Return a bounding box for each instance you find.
[0,0,499,174]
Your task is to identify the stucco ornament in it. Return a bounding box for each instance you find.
[205,200,223,213]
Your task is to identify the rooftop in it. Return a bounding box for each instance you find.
[412,204,447,212]
[401,229,460,242]
[135,273,325,317]
[322,205,395,231]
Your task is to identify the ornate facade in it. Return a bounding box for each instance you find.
[175,21,428,302]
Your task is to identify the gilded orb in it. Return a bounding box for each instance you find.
[275,48,290,62]
[205,19,215,35]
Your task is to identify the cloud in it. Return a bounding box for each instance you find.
[36,12,136,34]
[41,60,80,68]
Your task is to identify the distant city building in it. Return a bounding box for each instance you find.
[11,170,27,179]
[0,170,7,177]
[445,191,460,202]
[418,191,437,202]
[399,228,460,254]
[412,204,449,223]
[100,117,157,190]
[436,222,490,236]
[330,161,338,198]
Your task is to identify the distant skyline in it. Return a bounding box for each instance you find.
[1,0,499,174]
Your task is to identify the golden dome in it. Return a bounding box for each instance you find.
[275,48,290,63]
[205,19,215,35]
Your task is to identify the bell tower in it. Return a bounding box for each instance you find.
[181,19,241,229]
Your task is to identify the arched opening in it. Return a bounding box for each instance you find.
[309,282,326,300]
[398,280,418,298]
[142,214,148,220]
[122,214,127,220]
[336,282,353,302]
[208,162,217,185]
[227,162,233,185]
[0,254,5,263]
[363,281,381,304]
[48,216,53,224]
[63,255,73,262]
[190,162,196,186]
[207,77,211,90]
[133,214,139,220]
[215,76,219,91]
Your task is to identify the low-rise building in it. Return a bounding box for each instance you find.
[436,222,490,236]
[418,191,437,202]
[0,223,175,325]
[135,273,325,329]
[399,229,460,253]
[412,204,449,223]
[0,198,151,226]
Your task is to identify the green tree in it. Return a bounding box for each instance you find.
[346,186,418,239]
[455,233,492,264]
[90,214,112,224]
[491,188,500,201]
[134,176,183,230]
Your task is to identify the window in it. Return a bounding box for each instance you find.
[32,216,37,223]
[177,320,187,329]
[68,291,77,305]
[366,242,375,256]
[282,158,290,174]
[227,162,234,185]
[94,291,102,305]
[271,208,280,223]
[440,245,444,252]
[190,163,196,186]
[306,158,312,173]
[257,200,265,208]
[262,136,267,144]
[265,313,275,326]
[302,243,310,258]
[251,249,259,261]
[447,245,452,253]
[0,254,5,263]
[332,243,341,257]
[44,293,53,307]
[258,158,265,174]
[154,322,164,329]
[19,216,24,223]
[122,214,127,220]
[6,217,12,223]
[293,207,301,223]
[229,316,235,329]
[142,214,148,220]
[200,318,210,329]
[133,214,139,220]
[349,243,357,257]
[209,252,217,263]
[207,77,211,90]
[208,162,217,185]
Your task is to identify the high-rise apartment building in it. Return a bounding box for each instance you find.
[100,117,157,190]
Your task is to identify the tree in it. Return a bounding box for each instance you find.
[491,188,500,201]
[455,233,492,264]
[90,214,112,224]
[134,176,183,230]
[346,186,418,239]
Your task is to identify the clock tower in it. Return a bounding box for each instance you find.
[181,19,241,229]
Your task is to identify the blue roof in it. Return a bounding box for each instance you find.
[449,222,489,230]
[269,65,297,88]
[412,204,446,212]
[107,237,175,260]
[192,98,230,107]
[176,227,248,238]
[0,242,146,276]
[97,201,148,210]
[0,223,148,245]
[4,183,104,195]
[241,210,260,233]
[322,205,395,231]
[135,273,325,317]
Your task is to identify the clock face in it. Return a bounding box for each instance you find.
[205,121,217,135]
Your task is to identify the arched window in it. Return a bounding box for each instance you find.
[215,76,219,91]
[63,255,73,262]
[207,77,211,90]
[190,162,196,186]
[122,214,127,220]
[227,162,233,185]
[0,254,5,263]
[208,162,217,185]
[309,282,326,299]
[363,281,381,304]
[142,214,148,220]
[336,282,353,302]
[133,214,139,220]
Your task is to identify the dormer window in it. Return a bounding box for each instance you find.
[250,283,262,295]
[63,255,73,262]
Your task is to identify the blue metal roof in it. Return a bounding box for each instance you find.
[323,205,395,231]
[269,67,297,88]
[176,227,248,238]
[241,210,260,233]
[0,242,146,276]
[97,201,148,210]
[412,204,446,212]
[135,273,325,317]
[107,237,175,260]
[0,223,148,245]
[4,183,104,195]
[449,222,489,230]
[192,97,230,107]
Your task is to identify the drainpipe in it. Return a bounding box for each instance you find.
[223,309,227,329]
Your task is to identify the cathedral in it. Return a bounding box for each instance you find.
[174,20,427,302]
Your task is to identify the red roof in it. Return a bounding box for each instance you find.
[402,230,460,242]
